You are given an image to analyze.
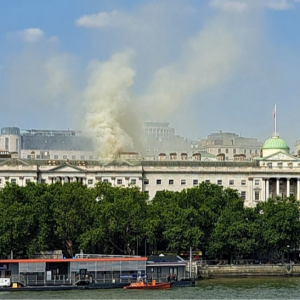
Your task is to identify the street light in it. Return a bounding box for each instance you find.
[189,246,192,279]
[189,217,193,279]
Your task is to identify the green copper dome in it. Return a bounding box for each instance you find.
[262,136,289,150]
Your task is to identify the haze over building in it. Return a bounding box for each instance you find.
[0,123,267,162]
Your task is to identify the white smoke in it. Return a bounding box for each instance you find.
[83,50,139,159]
[81,11,259,157]
[143,15,247,120]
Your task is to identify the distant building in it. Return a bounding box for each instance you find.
[143,124,263,161]
[196,131,263,161]
[143,122,192,158]
[294,139,300,157]
[144,122,175,141]
[0,127,95,160]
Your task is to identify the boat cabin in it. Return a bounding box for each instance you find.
[146,255,187,281]
[0,254,188,287]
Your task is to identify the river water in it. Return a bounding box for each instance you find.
[1,277,300,299]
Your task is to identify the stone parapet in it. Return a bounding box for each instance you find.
[198,264,299,278]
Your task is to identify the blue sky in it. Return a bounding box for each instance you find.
[1,0,300,152]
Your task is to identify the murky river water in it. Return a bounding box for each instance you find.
[1,277,300,299]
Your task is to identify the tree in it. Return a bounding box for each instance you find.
[256,196,300,262]
[184,183,239,254]
[51,182,95,257]
[80,182,148,255]
[208,197,257,263]
[0,183,36,258]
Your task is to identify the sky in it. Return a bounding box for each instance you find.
[1,0,300,154]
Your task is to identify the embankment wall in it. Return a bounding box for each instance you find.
[198,264,300,278]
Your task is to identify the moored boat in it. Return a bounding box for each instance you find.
[124,280,171,290]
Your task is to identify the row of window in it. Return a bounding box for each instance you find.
[8,178,32,184]
[1,178,265,187]
[2,178,138,185]
[217,149,258,154]
[240,191,260,201]
[26,155,94,160]
[145,179,258,186]
[98,179,137,185]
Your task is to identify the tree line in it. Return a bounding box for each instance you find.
[0,181,299,262]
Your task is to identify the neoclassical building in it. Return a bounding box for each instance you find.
[0,134,299,208]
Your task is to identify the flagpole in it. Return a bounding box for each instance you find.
[274,104,277,137]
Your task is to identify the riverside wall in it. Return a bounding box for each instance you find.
[197,264,300,278]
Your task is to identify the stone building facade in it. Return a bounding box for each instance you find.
[195,131,263,161]
[0,133,299,208]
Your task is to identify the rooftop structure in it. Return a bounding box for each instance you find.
[262,136,290,157]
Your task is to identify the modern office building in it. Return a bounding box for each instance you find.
[0,127,95,161]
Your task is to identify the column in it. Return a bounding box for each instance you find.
[248,178,253,205]
[276,178,280,196]
[261,178,266,201]
[266,178,269,201]
[286,178,290,198]
[297,179,300,200]
[262,178,266,201]
[111,177,116,187]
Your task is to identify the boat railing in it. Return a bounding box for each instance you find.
[73,274,91,285]
[11,274,26,287]
[11,274,72,286]
[93,278,132,284]
[46,275,71,285]
[146,271,194,283]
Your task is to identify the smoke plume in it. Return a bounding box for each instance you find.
[83,50,141,159]
[2,2,280,157]
[81,11,259,157]
[143,16,245,119]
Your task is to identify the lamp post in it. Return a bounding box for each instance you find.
[189,246,192,278]
[189,217,193,279]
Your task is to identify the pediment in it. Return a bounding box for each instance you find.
[48,164,85,172]
[264,152,298,161]
[0,158,29,166]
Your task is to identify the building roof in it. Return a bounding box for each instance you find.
[262,136,290,150]
[0,257,147,263]
[146,255,186,266]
